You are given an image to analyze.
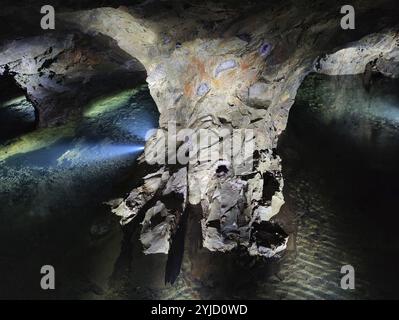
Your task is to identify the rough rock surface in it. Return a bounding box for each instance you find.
[0,32,146,127]
[1,0,399,257]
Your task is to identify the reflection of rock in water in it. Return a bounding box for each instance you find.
[275,73,399,299]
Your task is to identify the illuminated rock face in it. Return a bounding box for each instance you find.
[0,33,146,127]
[1,0,399,257]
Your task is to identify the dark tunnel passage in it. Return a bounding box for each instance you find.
[277,72,399,299]
[0,75,37,143]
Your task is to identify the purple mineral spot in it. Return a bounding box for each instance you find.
[197,82,210,96]
[163,35,171,45]
[259,42,272,57]
[215,59,237,77]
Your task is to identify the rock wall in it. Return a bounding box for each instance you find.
[1,0,399,257]
[0,32,146,127]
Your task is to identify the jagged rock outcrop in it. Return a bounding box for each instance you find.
[1,0,399,258]
[0,32,146,127]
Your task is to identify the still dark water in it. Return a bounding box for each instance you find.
[1,73,399,299]
[277,73,399,299]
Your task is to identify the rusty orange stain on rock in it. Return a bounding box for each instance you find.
[240,52,260,71]
[240,53,264,84]
[241,59,251,71]
[184,81,193,97]
[192,57,207,79]
[183,56,210,97]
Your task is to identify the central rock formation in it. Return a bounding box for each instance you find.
[96,1,398,257]
[1,0,398,259]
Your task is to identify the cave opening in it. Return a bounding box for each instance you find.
[0,74,37,143]
[278,72,399,298]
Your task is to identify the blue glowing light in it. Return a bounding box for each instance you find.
[96,144,145,158]
[56,143,146,166]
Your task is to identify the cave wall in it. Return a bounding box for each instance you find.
[1,0,399,257]
[0,32,146,127]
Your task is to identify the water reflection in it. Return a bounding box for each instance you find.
[277,73,399,299]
